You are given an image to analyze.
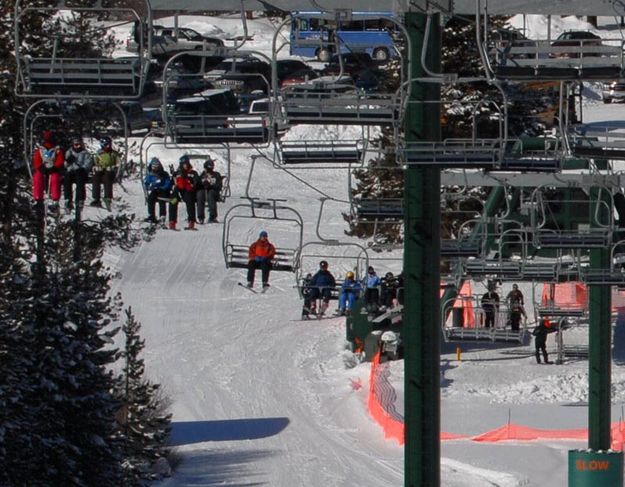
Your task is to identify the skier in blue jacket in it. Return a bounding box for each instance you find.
[337,271,361,316]
[363,266,381,312]
[143,157,173,223]
[308,260,336,316]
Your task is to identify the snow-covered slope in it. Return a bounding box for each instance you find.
[97,13,625,487]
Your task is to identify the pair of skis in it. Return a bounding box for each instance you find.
[238,282,269,294]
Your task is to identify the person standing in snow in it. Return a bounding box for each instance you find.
[308,260,336,316]
[196,157,223,224]
[32,130,64,211]
[168,155,200,230]
[247,230,276,289]
[143,157,172,224]
[63,137,92,211]
[532,318,557,364]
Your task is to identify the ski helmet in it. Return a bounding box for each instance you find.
[71,137,83,146]
[99,136,112,148]
[179,154,191,165]
[259,230,268,238]
[346,271,354,280]
[204,158,215,170]
[319,260,328,269]
[149,157,162,171]
[368,266,375,274]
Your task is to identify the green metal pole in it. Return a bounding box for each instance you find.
[403,12,441,487]
[588,187,611,450]
[587,246,611,449]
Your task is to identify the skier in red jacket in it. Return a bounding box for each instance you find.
[32,130,64,209]
[168,155,200,230]
[247,230,276,289]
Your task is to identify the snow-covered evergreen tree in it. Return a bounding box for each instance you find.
[116,307,172,483]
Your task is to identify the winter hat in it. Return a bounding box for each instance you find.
[179,154,190,164]
[204,158,215,170]
[42,130,54,143]
[149,157,162,171]
[368,266,375,274]
[259,230,268,238]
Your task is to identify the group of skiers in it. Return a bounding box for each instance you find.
[480,283,527,331]
[143,155,223,230]
[32,130,121,211]
[300,263,403,319]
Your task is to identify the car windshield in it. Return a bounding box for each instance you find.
[182,29,203,41]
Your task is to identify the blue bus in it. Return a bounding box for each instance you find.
[289,11,400,62]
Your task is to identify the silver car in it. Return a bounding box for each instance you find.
[126,25,224,55]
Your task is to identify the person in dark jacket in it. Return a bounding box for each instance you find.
[380,271,399,309]
[63,137,92,211]
[481,288,500,328]
[532,318,558,364]
[301,273,314,319]
[143,157,172,223]
[308,260,336,316]
[196,157,223,224]
[169,155,200,230]
[247,230,276,288]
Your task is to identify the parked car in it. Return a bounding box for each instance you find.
[168,88,240,117]
[551,31,602,58]
[205,57,272,94]
[279,68,320,88]
[320,52,385,91]
[276,59,312,84]
[602,80,625,103]
[126,24,224,56]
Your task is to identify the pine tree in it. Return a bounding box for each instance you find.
[116,307,172,483]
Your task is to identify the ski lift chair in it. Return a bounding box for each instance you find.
[528,185,614,249]
[14,0,152,99]
[399,95,509,168]
[582,240,625,285]
[140,135,232,203]
[24,99,129,180]
[162,50,273,146]
[276,139,367,167]
[570,125,625,160]
[476,8,625,81]
[222,198,303,272]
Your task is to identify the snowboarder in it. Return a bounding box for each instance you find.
[169,155,200,230]
[308,260,336,316]
[301,273,314,319]
[196,158,223,224]
[363,266,381,313]
[532,318,557,364]
[143,157,172,224]
[337,271,361,316]
[32,130,64,211]
[90,136,121,210]
[481,287,500,328]
[63,137,92,211]
[380,271,400,309]
[247,230,276,289]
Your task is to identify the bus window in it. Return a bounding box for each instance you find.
[339,20,364,32]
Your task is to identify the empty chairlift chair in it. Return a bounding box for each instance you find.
[14,0,151,99]
[277,139,365,166]
[482,20,625,81]
[163,51,272,145]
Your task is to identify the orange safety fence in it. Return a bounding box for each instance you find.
[440,281,475,328]
[367,351,625,449]
[541,282,587,310]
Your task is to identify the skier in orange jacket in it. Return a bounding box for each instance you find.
[246,230,276,289]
